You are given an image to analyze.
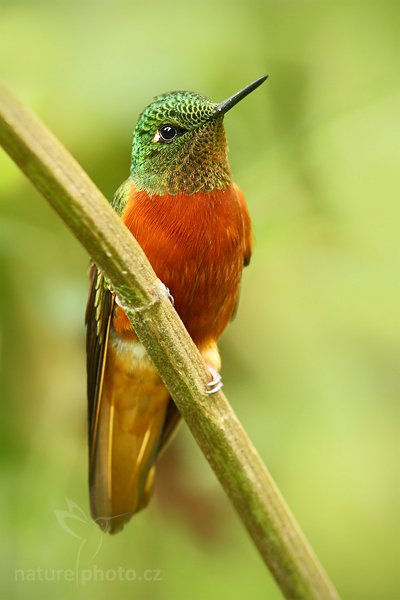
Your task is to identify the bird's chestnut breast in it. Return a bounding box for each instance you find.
[120,184,247,345]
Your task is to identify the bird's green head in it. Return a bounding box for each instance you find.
[130,76,268,197]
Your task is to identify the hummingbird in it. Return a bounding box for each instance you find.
[85,75,268,533]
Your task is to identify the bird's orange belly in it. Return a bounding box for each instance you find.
[151,247,242,344]
[115,185,246,346]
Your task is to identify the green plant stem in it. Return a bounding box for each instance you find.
[0,83,340,600]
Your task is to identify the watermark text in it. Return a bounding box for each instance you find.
[15,566,162,584]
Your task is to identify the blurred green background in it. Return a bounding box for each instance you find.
[1,0,399,598]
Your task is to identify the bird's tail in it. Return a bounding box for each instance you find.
[89,342,170,533]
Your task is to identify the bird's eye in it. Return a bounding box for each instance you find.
[158,124,185,143]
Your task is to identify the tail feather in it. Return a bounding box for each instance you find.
[89,341,170,533]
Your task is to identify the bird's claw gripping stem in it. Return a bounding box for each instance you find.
[206,366,223,395]
[159,281,174,306]
[164,286,175,306]
[114,280,174,311]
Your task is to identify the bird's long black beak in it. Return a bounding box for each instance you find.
[215,74,269,116]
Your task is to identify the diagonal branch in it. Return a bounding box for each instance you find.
[0,83,340,600]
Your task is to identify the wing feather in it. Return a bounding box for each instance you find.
[85,264,114,456]
[230,183,253,320]
[233,182,253,267]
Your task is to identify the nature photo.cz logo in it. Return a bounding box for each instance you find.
[14,499,162,585]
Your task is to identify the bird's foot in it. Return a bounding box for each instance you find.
[164,286,174,306]
[206,366,223,395]
[159,281,174,306]
[115,282,174,312]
